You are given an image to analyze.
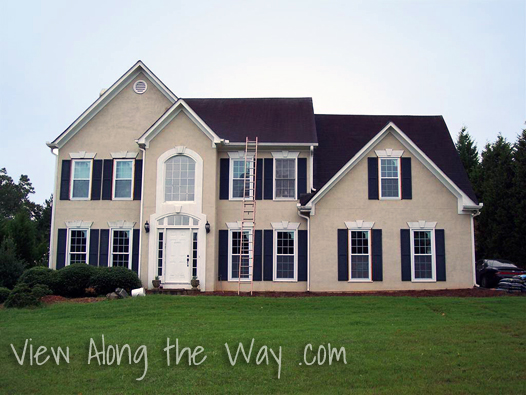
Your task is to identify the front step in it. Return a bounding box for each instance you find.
[147,288,200,296]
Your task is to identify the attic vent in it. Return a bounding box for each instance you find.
[133,80,147,94]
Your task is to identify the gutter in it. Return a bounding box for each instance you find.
[297,206,311,292]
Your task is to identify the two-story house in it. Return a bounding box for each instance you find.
[46,61,482,292]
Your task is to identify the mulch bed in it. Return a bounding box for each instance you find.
[40,295,105,305]
[203,287,525,298]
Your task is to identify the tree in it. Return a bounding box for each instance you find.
[455,127,481,197]
[0,168,37,219]
[476,135,515,260]
[0,237,26,289]
[512,127,526,266]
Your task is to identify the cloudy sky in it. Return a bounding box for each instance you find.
[1,0,524,203]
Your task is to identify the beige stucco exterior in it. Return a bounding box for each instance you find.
[48,65,476,293]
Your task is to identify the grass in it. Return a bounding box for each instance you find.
[1,295,525,394]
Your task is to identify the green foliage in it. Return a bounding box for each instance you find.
[89,266,142,295]
[4,283,39,308]
[455,127,481,197]
[7,208,37,266]
[512,128,526,267]
[17,266,57,292]
[0,238,25,289]
[31,284,52,299]
[55,264,98,298]
[0,287,10,303]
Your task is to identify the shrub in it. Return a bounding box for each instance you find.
[4,284,40,308]
[32,284,53,299]
[55,264,98,297]
[0,238,26,289]
[17,266,57,292]
[0,287,11,303]
[90,267,142,295]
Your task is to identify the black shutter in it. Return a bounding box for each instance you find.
[436,229,446,281]
[401,229,411,281]
[99,229,109,267]
[368,158,379,200]
[132,229,140,274]
[219,158,229,200]
[89,229,99,266]
[133,159,143,200]
[298,230,307,281]
[263,229,273,281]
[372,229,383,281]
[253,230,263,281]
[401,157,412,200]
[256,159,263,200]
[60,160,71,200]
[218,230,228,281]
[264,159,273,200]
[337,229,348,281]
[297,158,307,198]
[102,159,113,200]
[91,160,102,200]
[56,228,67,269]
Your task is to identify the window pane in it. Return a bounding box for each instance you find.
[116,161,133,179]
[414,231,432,255]
[231,231,251,279]
[115,180,132,198]
[112,230,130,268]
[277,255,294,279]
[276,231,295,279]
[381,159,398,178]
[351,255,369,279]
[381,179,399,198]
[414,255,432,279]
[72,180,90,198]
[275,159,296,198]
[165,156,195,201]
[74,161,91,178]
[69,230,87,264]
[276,179,295,198]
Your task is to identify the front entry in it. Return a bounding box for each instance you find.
[165,229,191,284]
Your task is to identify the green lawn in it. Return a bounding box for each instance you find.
[1,295,525,394]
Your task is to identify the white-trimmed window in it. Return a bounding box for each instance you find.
[110,229,132,268]
[379,158,400,198]
[165,155,195,202]
[68,229,89,265]
[113,159,134,199]
[272,151,299,200]
[272,221,299,281]
[411,229,435,281]
[157,230,164,277]
[229,229,252,281]
[70,160,92,199]
[349,230,371,281]
[231,158,254,199]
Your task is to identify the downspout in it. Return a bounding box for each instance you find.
[471,208,482,287]
[48,147,59,269]
[297,210,310,292]
[138,145,147,285]
[309,146,315,192]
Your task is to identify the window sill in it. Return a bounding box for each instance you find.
[70,197,90,201]
[411,279,436,283]
[348,279,373,283]
[273,198,297,202]
[112,197,133,201]
[273,279,298,283]
[379,197,401,201]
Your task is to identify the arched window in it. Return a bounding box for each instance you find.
[165,155,195,202]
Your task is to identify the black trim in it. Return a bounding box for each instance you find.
[368,157,379,200]
[56,228,67,269]
[298,230,307,281]
[219,159,229,200]
[253,230,263,281]
[436,229,446,281]
[337,229,348,281]
[89,229,99,266]
[263,229,273,280]
[132,229,140,274]
[401,157,412,200]
[218,230,228,281]
[256,158,263,200]
[133,159,143,200]
[102,160,113,200]
[91,160,103,200]
[99,229,109,267]
[264,159,273,200]
[372,229,383,281]
[298,158,307,198]
[401,229,411,281]
[59,160,71,201]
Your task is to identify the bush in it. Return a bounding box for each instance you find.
[55,264,98,297]
[17,266,57,292]
[32,284,52,299]
[0,287,11,303]
[0,238,26,289]
[4,284,40,308]
[90,267,142,295]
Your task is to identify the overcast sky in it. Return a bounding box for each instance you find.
[1,0,524,203]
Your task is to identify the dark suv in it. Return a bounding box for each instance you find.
[476,259,525,288]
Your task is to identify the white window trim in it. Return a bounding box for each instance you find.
[112,159,135,200]
[272,151,299,201]
[408,221,437,282]
[228,152,255,201]
[70,159,93,200]
[66,228,90,266]
[110,228,133,270]
[162,151,197,205]
[378,157,401,200]
[273,228,298,282]
[69,151,96,159]
[111,151,138,159]
[346,221,374,282]
[227,227,253,282]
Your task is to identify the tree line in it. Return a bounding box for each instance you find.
[456,127,526,266]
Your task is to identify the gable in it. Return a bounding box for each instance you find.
[47,61,177,149]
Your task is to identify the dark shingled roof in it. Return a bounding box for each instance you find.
[313,115,478,204]
[184,98,317,144]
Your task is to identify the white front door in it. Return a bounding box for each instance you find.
[165,229,191,284]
